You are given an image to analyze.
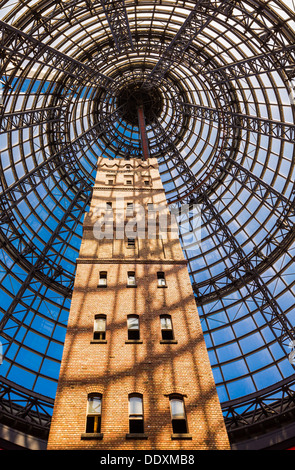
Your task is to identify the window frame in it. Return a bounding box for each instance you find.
[126,202,134,216]
[127,238,136,248]
[127,314,140,341]
[169,394,191,439]
[83,393,103,438]
[160,314,174,341]
[126,393,147,439]
[93,314,107,341]
[157,271,166,287]
[125,176,133,185]
[127,271,136,287]
[106,174,115,185]
[147,203,155,212]
[98,271,107,287]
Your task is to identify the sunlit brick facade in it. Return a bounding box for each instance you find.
[47,157,230,450]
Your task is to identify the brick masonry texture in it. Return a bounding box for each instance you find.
[47,158,230,450]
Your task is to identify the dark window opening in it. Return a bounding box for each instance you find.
[127,238,135,247]
[129,419,144,434]
[98,272,107,287]
[171,418,188,434]
[157,271,166,286]
[86,415,101,433]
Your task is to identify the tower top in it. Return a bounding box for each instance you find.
[96,156,159,170]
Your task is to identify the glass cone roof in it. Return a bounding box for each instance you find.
[0,0,295,442]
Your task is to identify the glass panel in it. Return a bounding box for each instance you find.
[170,399,185,419]
[87,396,102,415]
[127,316,139,330]
[94,317,106,332]
[129,396,143,415]
[161,316,172,330]
[128,272,136,285]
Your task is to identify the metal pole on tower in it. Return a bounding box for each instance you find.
[137,104,150,161]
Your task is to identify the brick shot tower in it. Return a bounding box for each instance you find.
[47,153,230,450]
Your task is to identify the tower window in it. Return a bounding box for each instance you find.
[106,175,115,185]
[127,271,136,286]
[160,315,174,341]
[98,271,107,287]
[169,396,188,434]
[157,271,166,287]
[106,202,112,210]
[128,394,144,434]
[126,202,134,215]
[93,315,106,340]
[144,179,150,186]
[125,176,133,185]
[127,238,135,248]
[86,394,102,434]
[127,315,140,340]
[147,203,155,211]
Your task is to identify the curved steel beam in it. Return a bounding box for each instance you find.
[180,102,295,142]
[0,107,62,133]
[201,43,295,83]
[191,157,295,304]
[0,376,53,440]
[0,108,121,218]
[0,20,112,88]
[143,0,233,90]
[0,180,88,336]
[194,187,295,351]
[101,0,134,53]
[150,117,295,354]
[222,376,295,441]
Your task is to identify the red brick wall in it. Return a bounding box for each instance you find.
[47,158,230,450]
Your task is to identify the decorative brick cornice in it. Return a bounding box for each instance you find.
[76,258,188,265]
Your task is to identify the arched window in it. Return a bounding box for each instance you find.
[169,395,188,434]
[160,315,174,340]
[126,202,134,215]
[128,394,144,434]
[93,315,106,340]
[127,315,140,340]
[86,394,102,434]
